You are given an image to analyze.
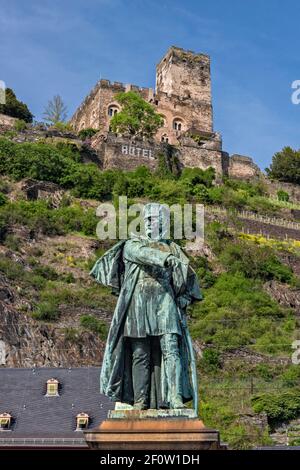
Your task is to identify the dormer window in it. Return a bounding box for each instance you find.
[76,413,89,430]
[0,413,12,430]
[46,378,59,397]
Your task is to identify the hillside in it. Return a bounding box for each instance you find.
[0,124,299,449]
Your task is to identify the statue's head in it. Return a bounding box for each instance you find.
[143,203,170,241]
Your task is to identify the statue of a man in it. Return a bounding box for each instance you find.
[90,203,202,410]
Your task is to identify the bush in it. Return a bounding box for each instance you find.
[0,199,99,237]
[78,128,98,140]
[51,121,72,132]
[277,190,289,202]
[32,300,60,321]
[281,366,300,387]
[180,167,216,189]
[80,315,108,339]
[219,240,294,283]
[14,119,28,132]
[0,192,7,206]
[200,349,221,373]
[251,390,300,423]
[190,272,294,353]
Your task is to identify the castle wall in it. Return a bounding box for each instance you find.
[0,113,17,127]
[94,134,225,177]
[228,154,261,180]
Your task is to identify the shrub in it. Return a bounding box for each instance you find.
[180,167,216,189]
[277,190,289,202]
[32,300,60,321]
[78,128,98,140]
[251,390,300,423]
[200,349,221,373]
[51,121,72,132]
[281,366,300,387]
[80,315,108,339]
[190,272,293,353]
[13,119,28,132]
[0,192,7,206]
[219,240,294,283]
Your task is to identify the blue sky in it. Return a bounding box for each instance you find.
[0,0,299,170]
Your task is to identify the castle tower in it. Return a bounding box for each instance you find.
[155,46,213,134]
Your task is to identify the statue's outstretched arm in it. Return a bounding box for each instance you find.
[123,239,171,268]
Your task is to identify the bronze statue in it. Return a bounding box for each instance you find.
[90,203,202,411]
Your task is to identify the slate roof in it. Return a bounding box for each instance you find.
[0,367,114,447]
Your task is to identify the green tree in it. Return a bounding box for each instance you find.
[0,88,33,123]
[266,147,300,184]
[110,91,163,138]
[43,95,68,124]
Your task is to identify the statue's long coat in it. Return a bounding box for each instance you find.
[90,238,202,407]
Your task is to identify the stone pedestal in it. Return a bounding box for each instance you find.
[84,410,224,450]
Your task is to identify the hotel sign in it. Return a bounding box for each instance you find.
[121,144,154,159]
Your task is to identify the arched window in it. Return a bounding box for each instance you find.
[108,105,119,117]
[161,134,169,143]
[173,119,183,131]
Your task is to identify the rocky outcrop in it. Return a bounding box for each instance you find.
[263,280,300,315]
[0,275,105,367]
[19,178,66,208]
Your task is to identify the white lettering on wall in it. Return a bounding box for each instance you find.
[121,145,153,159]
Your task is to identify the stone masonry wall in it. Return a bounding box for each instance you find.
[228,154,261,180]
[0,113,17,128]
[93,133,225,176]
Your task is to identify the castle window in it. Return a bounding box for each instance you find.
[161,134,169,143]
[0,413,12,430]
[46,378,59,397]
[173,119,183,131]
[76,413,90,431]
[108,105,119,117]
